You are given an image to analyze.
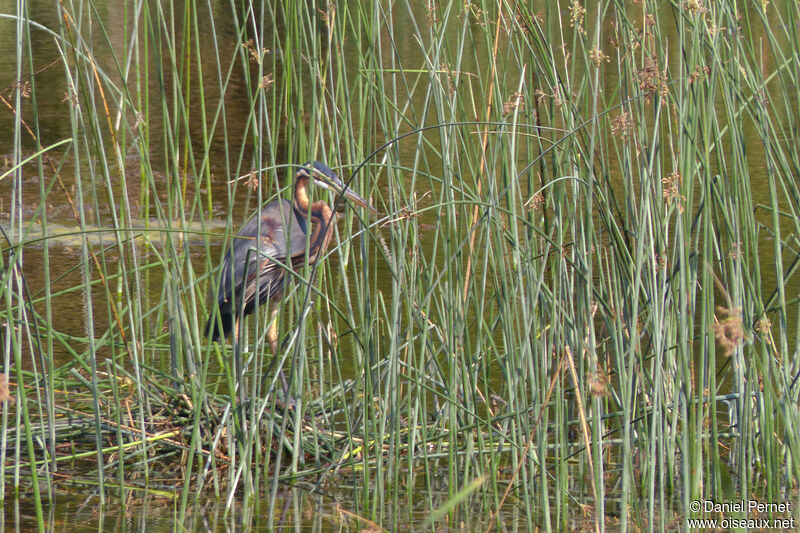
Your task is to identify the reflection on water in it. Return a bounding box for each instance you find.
[4,481,549,532]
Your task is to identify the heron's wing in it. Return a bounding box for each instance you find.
[215,199,334,314]
[217,199,298,305]
[286,205,335,267]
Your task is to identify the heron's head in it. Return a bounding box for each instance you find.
[297,161,376,213]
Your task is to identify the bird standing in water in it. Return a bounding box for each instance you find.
[205,161,374,354]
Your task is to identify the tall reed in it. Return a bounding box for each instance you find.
[1,0,799,530]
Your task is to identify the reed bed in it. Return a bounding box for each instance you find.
[1,0,800,531]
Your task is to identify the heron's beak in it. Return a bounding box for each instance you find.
[308,165,378,214]
[341,186,377,214]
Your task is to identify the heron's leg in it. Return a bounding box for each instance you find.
[266,303,291,400]
[267,303,280,354]
[233,317,248,406]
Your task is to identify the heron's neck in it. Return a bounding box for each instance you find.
[293,177,333,227]
[293,177,310,213]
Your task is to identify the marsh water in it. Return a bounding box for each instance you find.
[0,2,503,530]
[0,2,784,365]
